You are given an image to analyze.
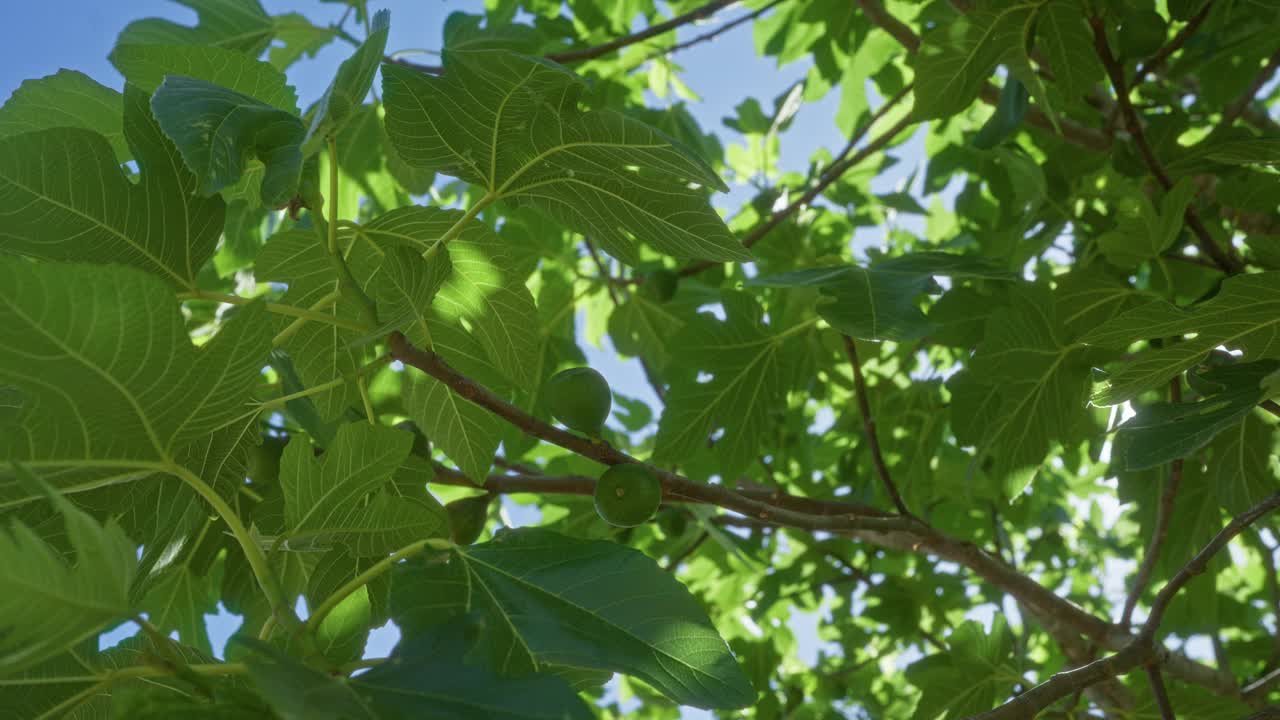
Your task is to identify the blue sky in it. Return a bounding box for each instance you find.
[0,0,933,712]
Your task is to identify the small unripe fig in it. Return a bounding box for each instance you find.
[395,419,432,457]
[447,494,493,545]
[594,464,662,528]
[248,434,288,486]
[545,367,612,436]
[641,268,679,303]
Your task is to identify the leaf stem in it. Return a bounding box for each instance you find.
[1120,381,1184,631]
[177,290,369,333]
[272,290,342,347]
[358,375,376,425]
[325,136,380,328]
[424,191,497,262]
[257,354,394,414]
[842,336,910,516]
[306,538,451,632]
[166,464,294,628]
[31,663,248,719]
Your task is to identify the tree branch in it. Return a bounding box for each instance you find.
[390,332,1243,704]
[1143,493,1280,637]
[642,0,787,61]
[1146,664,1178,720]
[1132,0,1216,85]
[1089,15,1244,275]
[679,88,916,277]
[858,0,919,51]
[545,0,740,64]
[389,332,914,534]
[1121,381,1185,631]
[1220,46,1280,130]
[974,492,1280,719]
[842,335,910,516]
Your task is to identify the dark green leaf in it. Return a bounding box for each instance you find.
[0,85,224,287]
[392,528,754,709]
[152,76,306,207]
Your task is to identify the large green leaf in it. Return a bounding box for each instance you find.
[269,13,340,70]
[1084,272,1280,404]
[954,285,1096,495]
[608,294,684,370]
[391,528,755,710]
[116,0,275,56]
[374,246,454,340]
[1096,178,1199,268]
[1035,0,1103,100]
[354,207,540,387]
[0,85,224,288]
[0,260,271,497]
[280,422,442,554]
[912,3,1033,120]
[905,619,1016,719]
[0,70,128,163]
[139,564,220,656]
[305,9,390,147]
[238,637,376,720]
[655,291,812,480]
[110,43,299,112]
[401,339,507,485]
[749,252,1012,341]
[381,51,748,264]
[0,468,136,674]
[1112,360,1280,470]
[151,76,306,207]
[353,623,595,720]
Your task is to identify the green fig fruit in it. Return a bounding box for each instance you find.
[656,507,689,538]
[641,268,679,303]
[594,464,662,528]
[248,434,288,487]
[545,367,612,436]
[395,419,432,457]
[447,494,493,545]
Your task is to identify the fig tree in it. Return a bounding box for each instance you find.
[545,367,612,436]
[594,464,662,527]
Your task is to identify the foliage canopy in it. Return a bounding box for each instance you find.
[2,0,1280,718]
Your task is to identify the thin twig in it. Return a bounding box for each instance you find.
[679,88,915,277]
[858,0,920,51]
[1089,16,1243,275]
[665,530,710,572]
[1254,527,1280,663]
[547,0,739,64]
[1144,493,1280,637]
[1219,47,1280,130]
[842,335,910,516]
[974,492,1280,720]
[1264,400,1280,419]
[1147,664,1178,720]
[642,0,787,61]
[1121,380,1185,631]
[1133,1,1216,84]
[583,237,667,400]
[1105,0,1216,137]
